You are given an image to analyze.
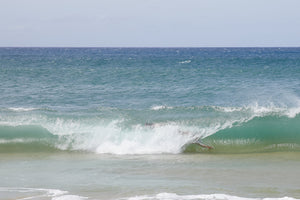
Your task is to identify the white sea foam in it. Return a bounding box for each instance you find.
[52,195,88,200]
[120,193,299,200]
[285,107,300,118]
[94,124,192,155]
[150,105,173,110]
[0,112,256,154]
[179,60,192,64]
[248,103,300,118]
[214,103,300,118]
[248,103,283,115]
[0,138,36,144]
[0,187,86,200]
[70,118,242,155]
[213,106,244,113]
[45,117,223,155]
[7,107,39,112]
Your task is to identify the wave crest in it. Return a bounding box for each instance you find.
[0,105,300,154]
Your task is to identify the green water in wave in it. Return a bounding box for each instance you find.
[189,115,300,153]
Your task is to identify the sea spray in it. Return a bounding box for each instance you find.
[1,104,300,154]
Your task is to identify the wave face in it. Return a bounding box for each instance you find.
[186,114,300,154]
[1,105,300,154]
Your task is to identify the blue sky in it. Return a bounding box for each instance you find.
[1,0,300,47]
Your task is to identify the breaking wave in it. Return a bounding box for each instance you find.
[0,105,300,154]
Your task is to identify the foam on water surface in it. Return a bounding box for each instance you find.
[120,193,299,200]
[0,188,298,200]
[0,187,87,200]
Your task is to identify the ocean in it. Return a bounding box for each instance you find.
[0,47,300,200]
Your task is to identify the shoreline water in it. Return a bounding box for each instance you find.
[1,152,300,200]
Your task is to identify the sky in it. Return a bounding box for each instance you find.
[1,0,300,47]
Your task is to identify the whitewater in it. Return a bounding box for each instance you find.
[1,48,300,200]
[1,104,300,155]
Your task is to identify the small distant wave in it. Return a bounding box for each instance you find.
[119,193,299,200]
[3,107,55,112]
[8,107,39,112]
[148,104,300,118]
[150,105,173,110]
[212,103,300,118]
[178,60,192,64]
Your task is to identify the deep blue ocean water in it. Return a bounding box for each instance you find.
[1,48,300,110]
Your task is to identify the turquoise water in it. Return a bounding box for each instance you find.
[0,48,300,199]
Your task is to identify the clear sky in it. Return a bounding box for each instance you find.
[1,0,300,47]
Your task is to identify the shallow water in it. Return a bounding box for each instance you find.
[1,152,300,200]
